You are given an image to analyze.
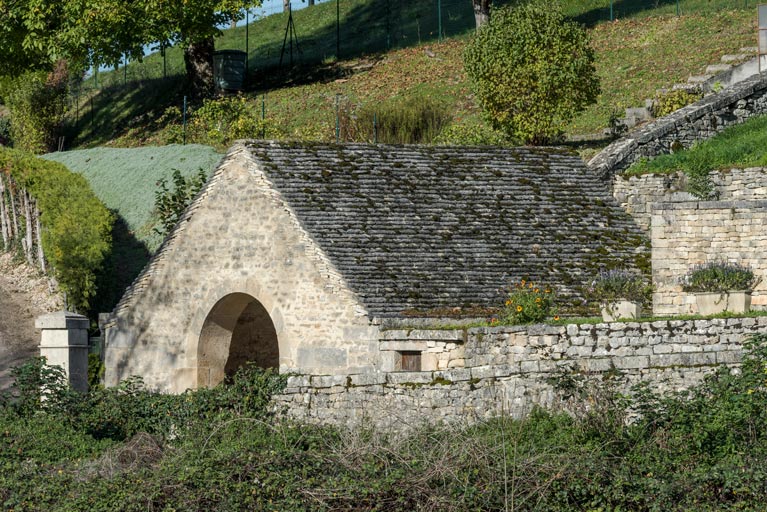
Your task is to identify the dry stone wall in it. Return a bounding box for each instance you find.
[275,318,766,429]
[652,200,767,315]
[589,71,767,179]
[613,167,767,232]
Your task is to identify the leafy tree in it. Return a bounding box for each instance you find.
[0,0,261,98]
[153,168,208,237]
[464,1,600,145]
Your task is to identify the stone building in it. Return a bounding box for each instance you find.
[103,141,647,392]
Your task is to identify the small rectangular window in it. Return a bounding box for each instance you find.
[399,351,422,372]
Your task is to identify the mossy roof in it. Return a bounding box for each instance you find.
[244,141,648,318]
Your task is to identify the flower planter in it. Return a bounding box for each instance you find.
[726,290,752,314]
[694,292,728,315]
[694,291,752,315]
[601,300,641,322]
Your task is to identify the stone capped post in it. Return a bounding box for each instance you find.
[36,311,89,392]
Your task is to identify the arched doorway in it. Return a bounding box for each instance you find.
[197,293,279,387]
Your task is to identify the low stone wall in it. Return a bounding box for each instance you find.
[652,200,767,315]
[275,318,767,429]
[613,168,767,232]
[589,71,767,179]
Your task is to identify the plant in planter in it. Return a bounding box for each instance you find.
[681,261,759,315]
[590,270,651,322]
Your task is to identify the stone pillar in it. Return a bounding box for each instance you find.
[36,311,89,393]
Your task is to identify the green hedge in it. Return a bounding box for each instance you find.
[0,148,112,312]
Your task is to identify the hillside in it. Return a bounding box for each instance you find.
[63,1,759,149]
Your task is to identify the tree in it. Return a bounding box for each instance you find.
[0,0,261,98]
[464,2,600,145]
[472,0,490,29]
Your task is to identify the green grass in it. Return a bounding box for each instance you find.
[626,114,767,176]
[65,0,760,149]
[42,145,223,251]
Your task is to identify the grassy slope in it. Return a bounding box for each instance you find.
[42,145,223,251]
[626,114,767,175]
[71,1,759,148]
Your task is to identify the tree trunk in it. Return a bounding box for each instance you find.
[0,176,9,250]
[184,37,215,98]
[23,190,33,265]
[473,0,490,29]
[284,0,290,12]
[35,203,46,273]
[308,0,315,5]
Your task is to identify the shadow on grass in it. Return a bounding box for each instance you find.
[91,213,151,317]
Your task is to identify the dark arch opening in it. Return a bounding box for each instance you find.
[197,293,279,387]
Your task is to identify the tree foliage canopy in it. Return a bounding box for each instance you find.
[0,0,260,92]
[464,1,600,145]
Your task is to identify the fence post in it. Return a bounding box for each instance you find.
[245,9,250,82]
[37,311,90,393]
[437,0,442,41]
[374,112,378,143]
[183,95,188,145]
[335,94,340,143]
[610,0,613,21]
[262,94,266,139]
[336,0,340,58]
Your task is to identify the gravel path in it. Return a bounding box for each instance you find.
[0,253,62,391]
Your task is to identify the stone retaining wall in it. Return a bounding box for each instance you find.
[275,317,767,429]
[589,71,767,179]
[652,200,767,315]
[614,168,767,232]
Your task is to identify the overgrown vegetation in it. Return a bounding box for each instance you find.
[5,63,69,153]
[464,1,600,144]
[6,335,767,510]
[682,261,759,293]
[626,114,767,198]
[588,268,652,303]
[0,148,112,312]
[153,168,208,237]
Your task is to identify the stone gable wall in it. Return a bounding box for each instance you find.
[104,147,380,392]
[613,168,767,232]
[589,71,767,179]
[275,317,767,429]
[652,200,767,315]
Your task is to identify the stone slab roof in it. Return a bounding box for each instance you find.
[245,141,648,318]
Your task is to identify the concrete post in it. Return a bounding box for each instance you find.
[36,311,89,393]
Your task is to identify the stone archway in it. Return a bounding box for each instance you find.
[197,293,279,387]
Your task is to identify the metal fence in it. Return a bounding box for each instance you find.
[78,0,761,93]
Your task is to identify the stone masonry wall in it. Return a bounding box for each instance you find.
[589,71,767,179]
[613,167,767,232]
[275,318,767,429]
[652,200,767,315]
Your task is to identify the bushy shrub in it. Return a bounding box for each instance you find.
[681,260,759,292]
[464,1,599,145]
[153,168,207,237]
[0,115,11,146]
[652,88,703,118]
[434,118,512,146]
[588,269,651,303]
[0,148,113,311]
[502,279,555,324]
[5,62,68,153]
[188,96,284,146]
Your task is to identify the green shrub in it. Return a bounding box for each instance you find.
[188,96,284,147]
[652,88,703,118]
[354,94,452,144]
[588,269,652,303]
[464,1,599,145]
[502,279,555,324]
[681,261,759,293]
[153,168,207,237]
[5,63,68,154]
[434,118,513,146]
[0,148,113,311]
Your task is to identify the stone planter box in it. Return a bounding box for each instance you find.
[601,300,642,322]
[694,291,751,315]
[726,290,752,314]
